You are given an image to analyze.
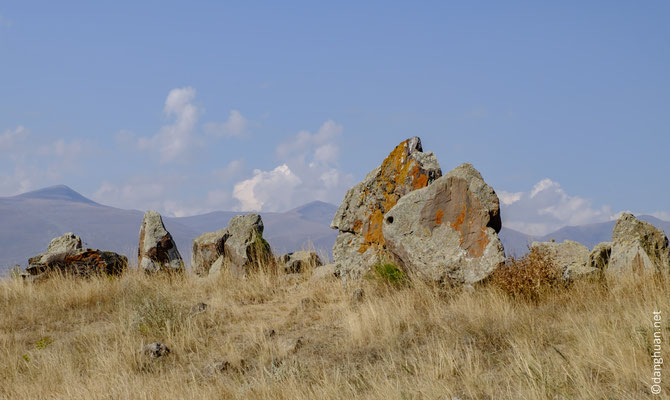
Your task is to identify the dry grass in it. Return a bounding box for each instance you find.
[2,262,670,399]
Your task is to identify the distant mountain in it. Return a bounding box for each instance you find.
[0,186,338,274]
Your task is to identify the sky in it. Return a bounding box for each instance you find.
[1,1,669,236]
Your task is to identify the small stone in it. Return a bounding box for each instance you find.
[351,288,364,303]
[190,302,208,314]
[143,342,170,359]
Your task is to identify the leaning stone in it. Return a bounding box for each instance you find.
[382,163,505,285]
[330,137,442,278]
[138,210,184,273]
[607,213,670,276]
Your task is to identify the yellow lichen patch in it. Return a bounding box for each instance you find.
[447,205,490,258]
[353,220,363,234]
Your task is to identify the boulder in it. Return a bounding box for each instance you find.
[191,228,229,276]
[212,214,274,277]
[25,233,127,278]
[589,242,612,272]
[382,163,505,285]
[331,137,442,278]
[531,240,597,281]
[310,263,338,282]
[279,251,322,273]
[607,213,670,276]
[138,210,184,273]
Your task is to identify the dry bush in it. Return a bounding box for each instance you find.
[1,261,669,399]
[487,247,565,302]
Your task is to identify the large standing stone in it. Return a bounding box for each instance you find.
[25,233,127,278]
[138,210,184,273]
[219,214,275,277]
[531,240,596,281]
[192,228,229,276]
[607,213,670,276]
[382,163,505,285]
[330,137,442,278]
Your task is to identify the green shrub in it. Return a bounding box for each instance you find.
[370,262,408,288]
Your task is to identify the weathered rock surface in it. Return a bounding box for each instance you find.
[531,240,597,280]
[208,214,275,277]
[25,233,128,278]
[279,251,322,273]
[382,163,505,284]
[607,213,670,276]
[589,242,612,273]
[192,228,229,276]
[331,137,442,277]
[138,210,184,273]
[310,263,338,281]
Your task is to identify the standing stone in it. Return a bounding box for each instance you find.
[138,210,184,273]
[531,240,596,281]
[331,137,442,278]
[382,163,505,285]
[607,213,670,276]
[218,214,274,277]
[192,228,229,276]
[279,251,323,273]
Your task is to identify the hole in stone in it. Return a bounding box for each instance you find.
[386,216,394,224]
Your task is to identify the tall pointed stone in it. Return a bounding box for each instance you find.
[331,137,442,278]
[138,210,184,273]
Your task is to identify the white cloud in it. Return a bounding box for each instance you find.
[501,178,613,236]
[137,87,200,162]
[233,164,302,211]
[204,110,248,137]
[231,120,353,212]
[0,126,29,151]
[498,190,522,206]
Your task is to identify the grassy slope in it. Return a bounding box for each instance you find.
[1,265,669,400]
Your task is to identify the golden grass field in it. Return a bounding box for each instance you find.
[1,255,669,400]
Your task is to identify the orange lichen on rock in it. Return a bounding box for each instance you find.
[356,139,434,253]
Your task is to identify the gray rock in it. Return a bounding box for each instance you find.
[531,240,596,281]
[382,163,505,285]
[192,228,229,276]
[330,137,442,278]
[589,242,612,272]
[138,210,184,273]
[279,251,323,273]
[310,263,338,281]
[217,214,274,277]
[607,213,670,276]
[25,233,127,278]
[143,342,170,359]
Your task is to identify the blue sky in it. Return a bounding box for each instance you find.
[1,1,668,235]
